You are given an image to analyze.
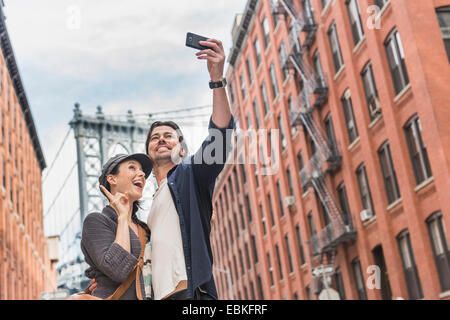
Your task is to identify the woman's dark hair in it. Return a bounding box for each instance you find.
[106,164,151,238]
[145,121,189,156]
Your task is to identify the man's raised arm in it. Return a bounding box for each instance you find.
[196,38,232,128]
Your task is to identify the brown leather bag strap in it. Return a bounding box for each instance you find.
[106,226,147,300]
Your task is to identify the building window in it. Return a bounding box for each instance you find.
[262,17,270,49]
[269,63,279,100]
[356,163,375,215]
[321,0,330,10]
[341,90,359,144]
[361,61,381,121]
[244,243,251,271]
[253,99,261,129]
[285,235,294,274]
[327,22,344,73]
[267,194,275,227]
[352,258,367,300]
[312,50,325,86]
[385,29,410,95]
[257,275,264,299]
[240,72,246,100]
[278,114,287,149]
[308,212,318,255]
[246,56,254,84]
[346,0,364,46]
[333,268,346,300]
[337,182,352,226]
[254,38,261,67]
[375,0,389,10]
[288,95,298,135]
[260,204,267,235]
[245,195,252,222]
[279,41,289,80]
[228,81,235,104]
[404,115,432,185]
[267,252,274,286]
[297,151,306,191]
[295,224,306,265]
[436,6,450,62]
[286,168,294,196]
[397,230,424,299]
[276,181,285,217]
[261,82,269,115]
[305,285,311,300]
[324,113,338,155]
[378,141,401,204]
[275,244,283,280]
[238,249,245,275]
[251,234,259,264]
[426,211,450,292]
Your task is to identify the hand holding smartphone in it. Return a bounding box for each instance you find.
[185,32,210,50]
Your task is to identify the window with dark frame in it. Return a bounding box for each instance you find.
[356,163,375,215]
[295,224,306,265]
[337,182,352,226]
[288,95,298,135]
[436,6,450,63]
[352,258,368,300]
[269,63,279,100]
[240,72,246,101]
[341,90,359,144]
[278,114,287,149]
[285,234,294,274]
[279,41,289,80]
[327,22,344,73]
[267,194,275,227]
[384,29,410,95]
[257,275,264,299]
[262,17,270,49]
[261,82,269,115]
[254,38,261,66]
[426,211,450,292]
[333,268,346,300]
[378,141,401,204]
[275,244,284,280]
[260,204,267,235]
[404,115,432,185]
[244,243,251,271]
[286,168,294,196]
[324,113,338,155]
[361,61,381,121]
[346,0,365,46]
[276,181,285,217]
[253,99,261,129]
[251,234,259,264]
[397,230,424,299]
[308,211,318,255]
[246,56,254,84]
[267,252,274,286]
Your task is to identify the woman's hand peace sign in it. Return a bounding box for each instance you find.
[100,185,130,218]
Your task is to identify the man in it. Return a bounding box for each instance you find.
[145,38,233,300]
[89,38,233,300]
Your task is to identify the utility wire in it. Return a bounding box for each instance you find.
[42,128,72,184]
[44,161,78,219]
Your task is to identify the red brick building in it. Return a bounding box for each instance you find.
[0,6,57,299]
[211,0,450,300]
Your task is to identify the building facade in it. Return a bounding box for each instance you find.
[0,5,57,299]
[211,0,450,300]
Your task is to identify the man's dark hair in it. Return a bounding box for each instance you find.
[145,121,188,156]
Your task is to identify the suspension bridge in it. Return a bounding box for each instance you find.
[42,103,213,293]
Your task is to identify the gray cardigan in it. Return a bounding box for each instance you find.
[81,205,145,300]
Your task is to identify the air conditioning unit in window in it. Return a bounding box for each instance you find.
[284,196,296,208]
[360,209,374,222]
[368,95,382,118]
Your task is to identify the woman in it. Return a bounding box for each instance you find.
[80,153,153,300]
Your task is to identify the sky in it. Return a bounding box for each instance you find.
[2,0,245,236]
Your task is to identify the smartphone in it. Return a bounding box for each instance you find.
[186,32,210,50]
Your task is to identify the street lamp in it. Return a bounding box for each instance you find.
[214,266,234,300]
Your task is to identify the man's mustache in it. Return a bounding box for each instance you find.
[156,143,172,151]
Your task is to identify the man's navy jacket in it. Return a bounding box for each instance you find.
[166,116,234,299]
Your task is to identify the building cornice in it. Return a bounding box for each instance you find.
[0,5,47,171]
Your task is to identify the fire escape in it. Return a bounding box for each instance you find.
[272,0,356,296]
